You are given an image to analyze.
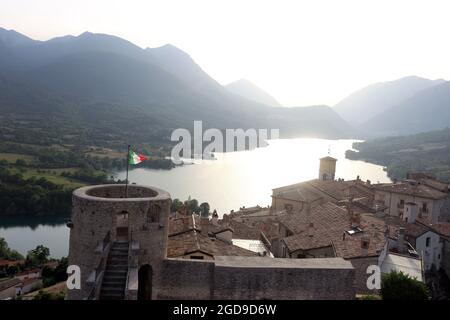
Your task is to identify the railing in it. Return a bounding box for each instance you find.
[86,257,106,300]
[85,231,111,300]
[125,240,140,300]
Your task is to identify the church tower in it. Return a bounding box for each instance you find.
[319,156,337,181]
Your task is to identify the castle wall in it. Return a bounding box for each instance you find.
[67,184,171,300]
[158,256,355,300]
[348,256,378,294]
[212,256,355,300]
[158,258,215,299]
[68,184,357,300]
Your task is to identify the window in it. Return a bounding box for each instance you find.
[297,253,306,258]
[285,204,293,212]
[361,239,370,249]
[422,202,428,213]
[190,255,204,260]
[147,205,161,223]
[346,227,363,235]
[426,237,431,247]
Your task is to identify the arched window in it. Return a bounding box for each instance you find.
[147,205,161,223]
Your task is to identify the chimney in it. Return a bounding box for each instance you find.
[366,179,371,185]
[200,216,210,233]
[347,199,360,228]
[352,213,361,228]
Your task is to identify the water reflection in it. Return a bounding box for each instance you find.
[1,138,391,258]
[115,138,390,215]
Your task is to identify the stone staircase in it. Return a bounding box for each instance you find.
[99,242,129,300]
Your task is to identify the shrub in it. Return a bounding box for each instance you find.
[381,271,429,300]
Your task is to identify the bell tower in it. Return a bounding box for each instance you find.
[319,156,337,181]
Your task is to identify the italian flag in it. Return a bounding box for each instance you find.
[129,150,148,165]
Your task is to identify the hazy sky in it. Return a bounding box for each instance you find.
[1,0,449,106]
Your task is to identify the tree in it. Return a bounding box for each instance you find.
[381,271,429,300]
[171,198,183,212]
[199,202,210,218]
[26,245,50,266]
[15,159,27,166]
[0,237,24,260]
[6,265,19,276]
[184,198,199,214]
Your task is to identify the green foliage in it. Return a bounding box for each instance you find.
[185,198,200,214]
[0,168,73,216]
[6,265,19,276]
[0,237,24,260]
[33,289,65,300]
[171,198,183,212]
[26,245,50,267]
[41,257,68,288]
[381,271,429,300]
[359,294,381,300]
[172,198,213,217]
[199,202,211,218]
[347,128,450,181]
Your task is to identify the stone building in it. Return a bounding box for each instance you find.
[373,179,450,223]
[271,177,374,214]
[167,214,257,260]
[67,184,171,300]
[266,157,450,292]
[67,184,357,300]
[319,156,337,181]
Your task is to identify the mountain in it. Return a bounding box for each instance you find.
[0,28,355,142]
[362,81,450,136]
[265,105,355,138]
[225,79,282,107]
[148,44,223,93]
[347,128,450,180]
[0,27,35,47]
[334,76,445,125]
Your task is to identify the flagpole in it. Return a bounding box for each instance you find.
[125,144,130,198]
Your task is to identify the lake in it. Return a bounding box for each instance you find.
[0,138,390,258]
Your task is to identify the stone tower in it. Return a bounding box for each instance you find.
[66,184,171,300]
[319,156,337,181]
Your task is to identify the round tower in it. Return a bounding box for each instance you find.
[66,184,171,300]
[319,156,337,181]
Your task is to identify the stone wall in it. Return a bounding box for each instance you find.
[158,258,214,299]
[68,184,358,300]
[213,256,355,300]
[158,256,355,300]
[348,256,378,294]
[67,184,171,300]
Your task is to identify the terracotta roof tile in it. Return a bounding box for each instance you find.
[373,182,447,200]
[280,202,390,258]
[167,215,258,259]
